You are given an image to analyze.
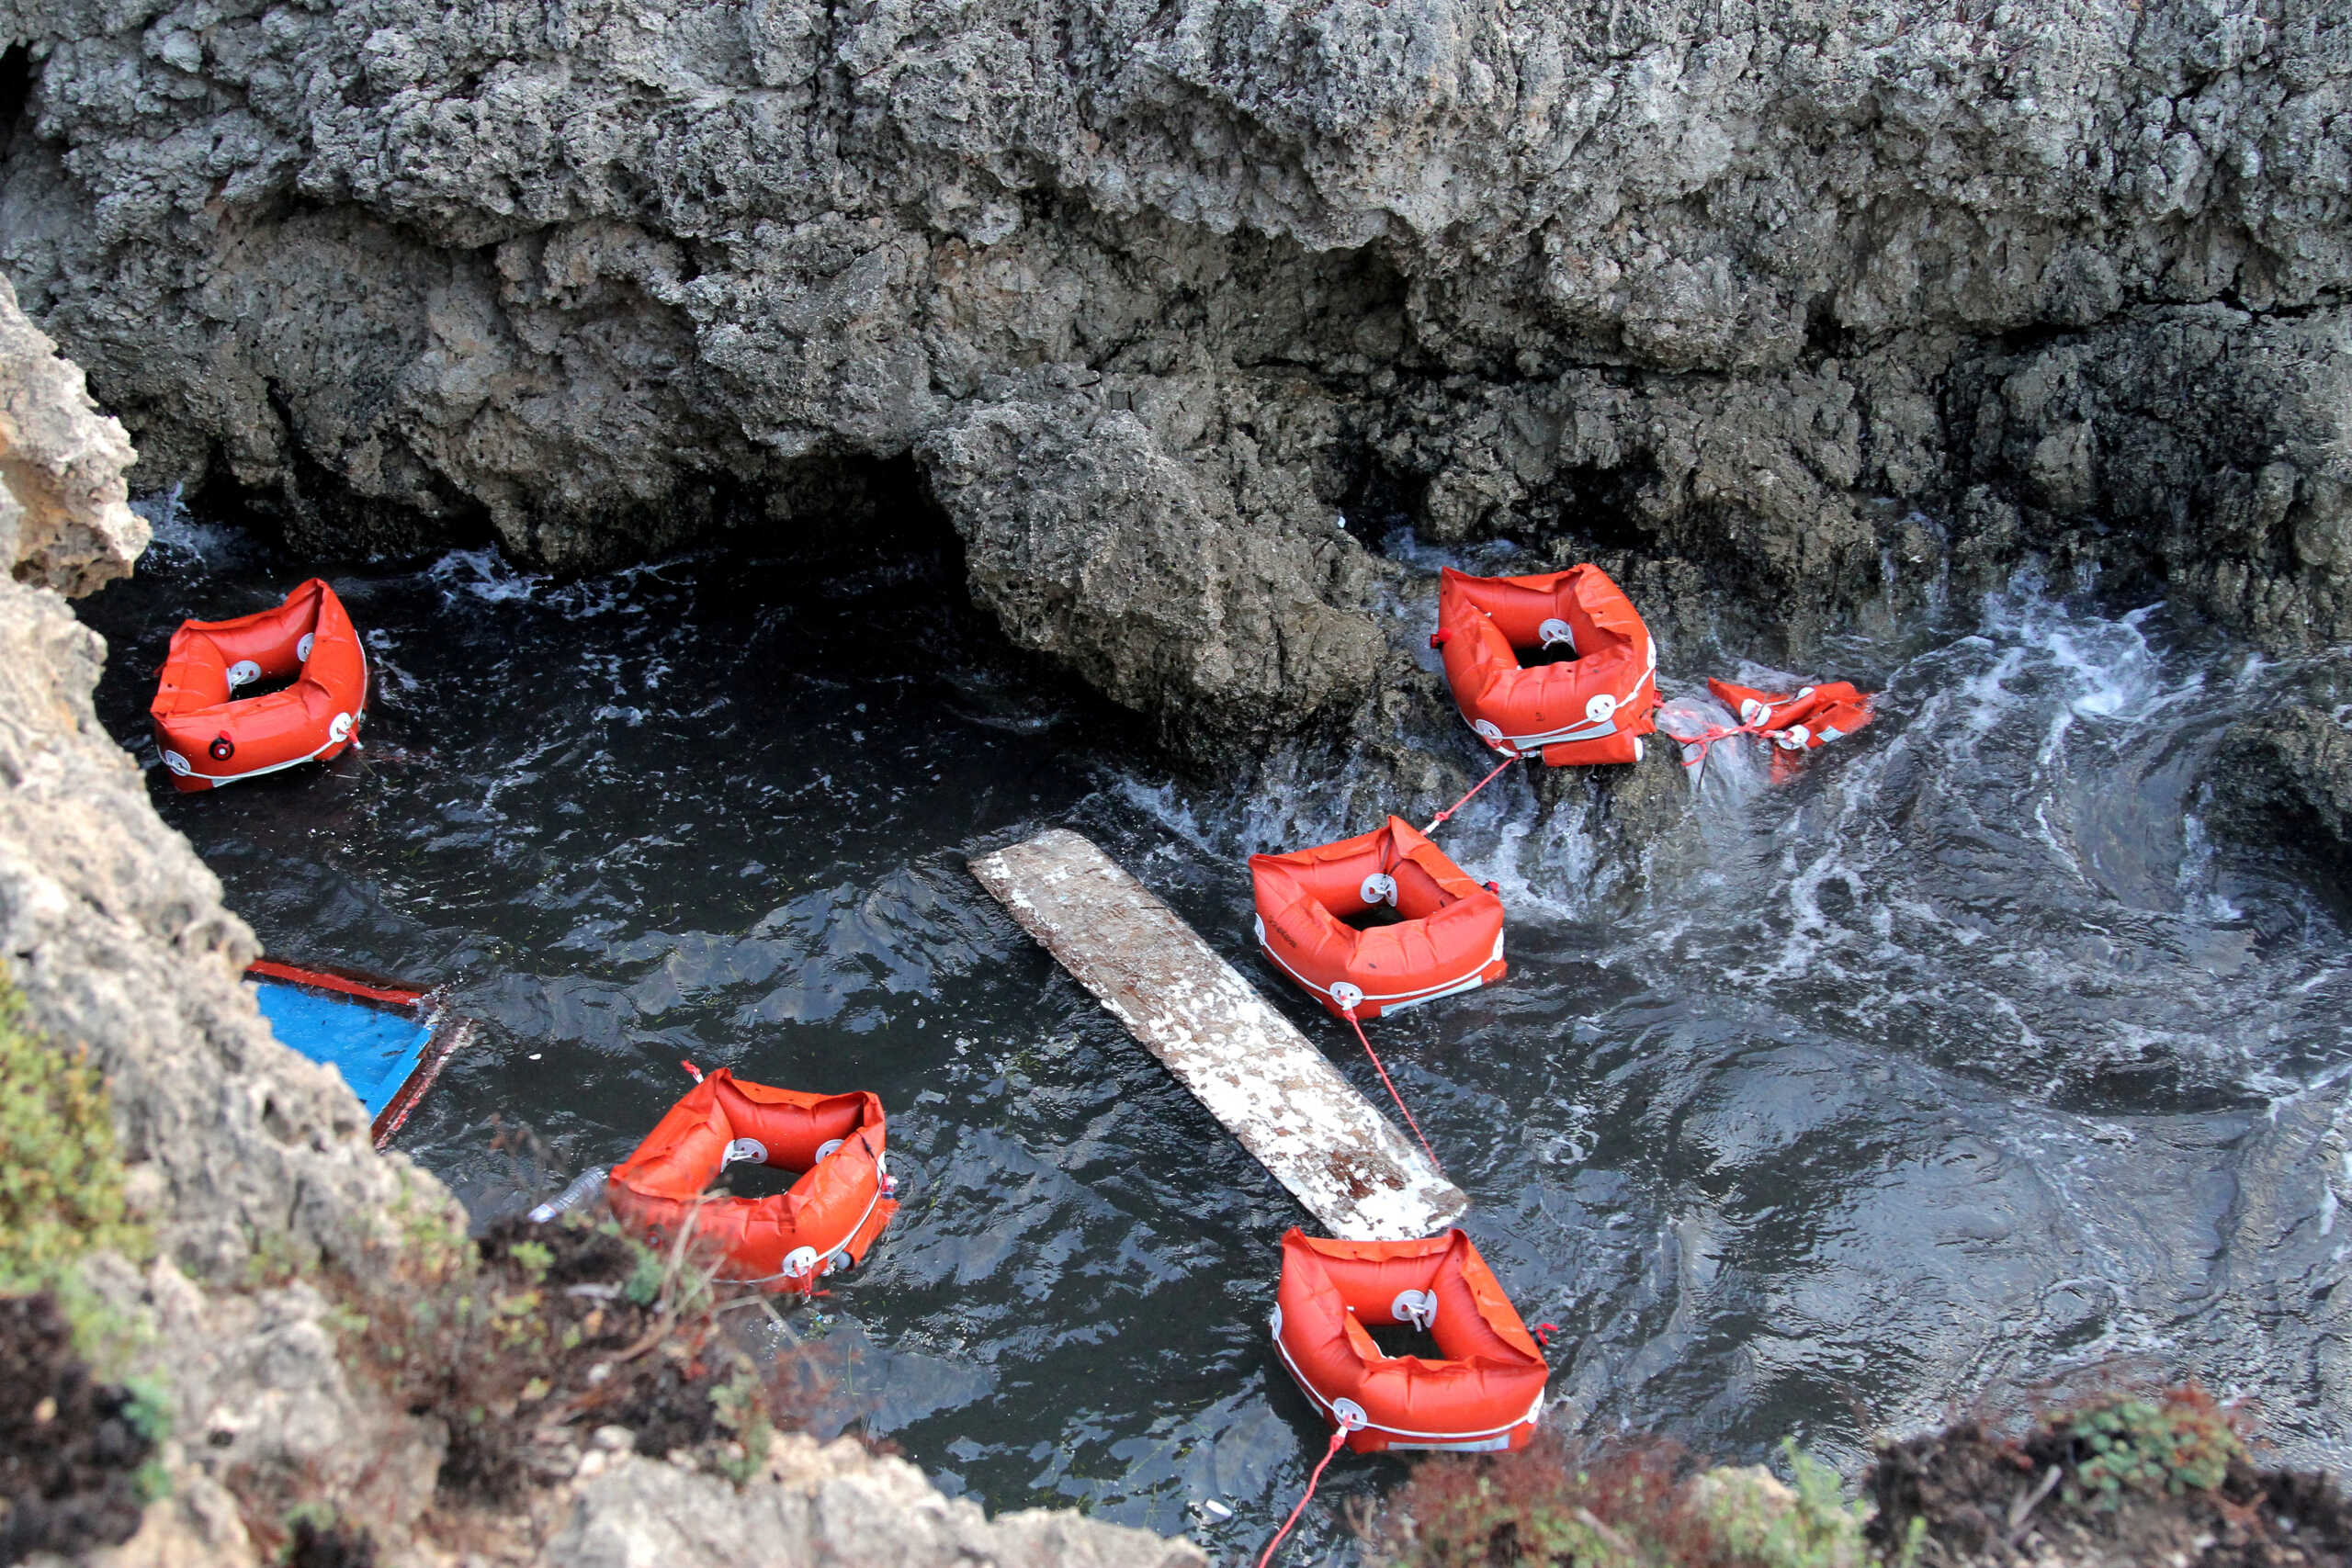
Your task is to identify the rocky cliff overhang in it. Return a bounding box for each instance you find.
[1,0,2347,747]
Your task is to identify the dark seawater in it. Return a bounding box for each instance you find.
[80,501,2352,1557]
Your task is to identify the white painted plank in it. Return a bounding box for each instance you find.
[970,829,1469,1240]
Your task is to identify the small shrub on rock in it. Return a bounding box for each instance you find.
[1374,1430,1867,1568]
[316,1200,788,1503]
[1868,1382,2352,1567]
[0,974,149,1296]
[2062,1390,2244,1508]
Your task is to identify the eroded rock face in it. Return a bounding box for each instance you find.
[920,374,1385,741]
[5,0,2351,739]
[2207,655,2352,880]
[0,275,145,594]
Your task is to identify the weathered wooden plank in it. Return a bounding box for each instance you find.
[970,829,1469,1240]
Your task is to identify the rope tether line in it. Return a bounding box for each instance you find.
[1255,1426,1351,1568]
[1423,755,1518,834]
[1340,1009,1442,1172]
[1670,717,1768,772]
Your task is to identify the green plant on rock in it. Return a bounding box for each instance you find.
[710,1366,775,1485]
[1380,1431,1880,1568]
[0,970,152,1295]
[2063,1391,2244,1510]
[1696,1442,1868,1568]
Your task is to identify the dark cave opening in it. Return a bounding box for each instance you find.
[0,42,36,162]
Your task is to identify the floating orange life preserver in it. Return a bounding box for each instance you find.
[1251,816,1506,1020]
[1271,1228,1548,1453]
[1706,679,1875,754]
[150,579,368,793]
[1431,565,1658,766]
[605,1069,899,1292]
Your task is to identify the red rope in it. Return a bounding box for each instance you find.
[1342,1010,1442,1172]
[1670,719,1767,771]
[1256,1426,1349,1568]
[1423,755,1517,834]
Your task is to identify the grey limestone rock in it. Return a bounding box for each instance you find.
[6,0,2352,742]
[1947,305,2352,649]
[0,273,145,593]
[542,1439,1205,1568]
[920,375,1384,744]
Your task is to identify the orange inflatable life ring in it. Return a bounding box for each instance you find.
[1431,565,1658,765]
[150,579,368,793]
[606,1069,899,1292]
[1271,1228,1548,1453]
[1251,816,1506,1020]
[1706,678,1875,753]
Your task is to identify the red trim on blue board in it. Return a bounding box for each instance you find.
[245,958,425,1008]
[369,1016,469,1149]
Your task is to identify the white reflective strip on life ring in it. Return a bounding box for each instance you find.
[227,660,261,687]
[1258,933,1496,1010]
[1500,717,1618,749]
[1369,969,1491,1014]
[169,728,354,784]
[1359,874,1397,908]
[1385,1433,1520,1452]
[1271,1330,1544,1442]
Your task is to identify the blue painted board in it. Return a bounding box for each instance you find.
[252,979,434,1118]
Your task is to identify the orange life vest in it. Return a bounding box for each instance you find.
[150,579,368,792]
[1704,679,1875,752]
[1431,565,1658,765]
[606,1070,899,1292]
[1271,1228,1548,1453]
[1250,816,1506,1020]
